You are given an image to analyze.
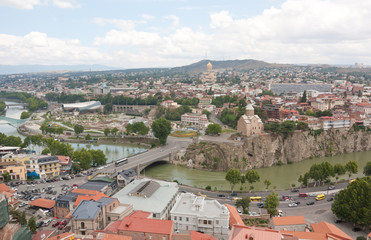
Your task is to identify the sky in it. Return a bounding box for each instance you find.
[0,0,371,68]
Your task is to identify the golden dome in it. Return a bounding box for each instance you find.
[207,62,212,71]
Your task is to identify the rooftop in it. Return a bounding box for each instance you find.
[71,199,103,220]
[118,215,173,235]
[272,216,306,226]
[229,225,286,240]
[225,204,244,227]
[311,221,352,240]
[29,198,56,209]
[113,178,178,216]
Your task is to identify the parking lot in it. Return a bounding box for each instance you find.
[7,174,90,232]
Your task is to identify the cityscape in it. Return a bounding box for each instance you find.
[0,1,371,240]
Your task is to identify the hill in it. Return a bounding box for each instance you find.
[169,59,292,74]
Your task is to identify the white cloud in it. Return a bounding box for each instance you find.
[93,18,137,31]
[52,0,80,8]
[0,32,103,65]
[164,14,179,29]
[0,0,41,10]
[140,14,155,21]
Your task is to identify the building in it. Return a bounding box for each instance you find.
[229,225,293,240]
[319,116,351,130]
[57,155,72,172]
[198,98,212,109]
[70,197,124,235]
[117,169,137,187]
[201,62,216,83]
[261,104,282,119]
[225,205,244,228]
[38,156,61,179]
[29,198,56,211]
[0,161,27,181]
[62,101,102,115]
[0,183,17,205]
[113,178,179,220]
[0,193,10,229]
[78,176,118,196]
[161,100,180,109]
[181,113,209,128]
[236,105,263,137]
[116,211,174,240]
[170,193,229,236]
[271,216,306,231]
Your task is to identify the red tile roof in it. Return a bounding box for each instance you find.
[73,192,108,207]
[29,198,56,209]
[191,230,216,240]
[118,215,173,235]
[272,216,306,226]
[105,221,122,234]
[311,221,352,240]
[129,211,151,218]
[225,204,244,227]
[229,225,285,240]
[281,230,326,240]
[72,188,100,195]
[0,183,15,193]
[32,230,55,240]
[101,233,132,240]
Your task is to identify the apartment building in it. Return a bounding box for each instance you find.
[181,113,209,128]
[38,156,60,179]
[319,116,351,130]
[0,161,27,181]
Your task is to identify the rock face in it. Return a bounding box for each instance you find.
[182,128,371,171]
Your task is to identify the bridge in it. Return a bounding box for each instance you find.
[5,102,28,109]
[0,116,28,127]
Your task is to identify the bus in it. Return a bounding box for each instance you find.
[315,194,325,201]
[115,158,128,166]
[250,196,263,202]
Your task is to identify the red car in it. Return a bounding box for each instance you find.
[52,222,59,227]
[58,225,64,230]
[73,184,78,187]
[60,220,68,226]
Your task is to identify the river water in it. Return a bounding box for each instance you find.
[1,102,369,190]
[0,102,147,162]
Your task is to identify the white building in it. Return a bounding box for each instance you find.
[181,113,209,128]
[113,178,179,220]
[319,116,351,130]
[170,193,229,236]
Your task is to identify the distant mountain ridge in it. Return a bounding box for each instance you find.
[0,64,118,75]
[168,59,293,74]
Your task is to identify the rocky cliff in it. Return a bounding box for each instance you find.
[181,128,371,171]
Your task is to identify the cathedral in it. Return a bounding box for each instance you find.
[236,104,264,136]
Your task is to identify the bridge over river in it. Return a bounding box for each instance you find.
[0,116,28,127]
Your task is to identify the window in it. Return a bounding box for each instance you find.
[174,216,177,220]
[208,220,212,225]
[186,217,189,222]
[81,222,85,229]
[149,235,152,239]
[179,217,182,221]
[108,217,111,221]
[203,220,207,224]
[198,220,202,224]
[216,220,219,225]
[162,236,166,240]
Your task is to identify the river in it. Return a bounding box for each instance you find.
[1,102,369,190]
[0,102,147,162]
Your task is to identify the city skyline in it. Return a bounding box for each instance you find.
[0,0,370,68]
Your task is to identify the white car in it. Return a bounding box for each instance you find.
[288,203,298,207]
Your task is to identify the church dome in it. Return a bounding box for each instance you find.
[246,104,254,110]
[207,62,212,71]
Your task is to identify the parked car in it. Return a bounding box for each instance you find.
[60,220,68,226]
[299,193,308,197]
[334,219,343,223]
[327,197,334,202]
[352,227,362,232]
[294,201,300,205]
[257,203,264,208]
[43,219,52,226]
[217,194,226,198]
[52,222,59,227]
[73,184,79,187]
[36,221,44,228]
[328,185,335,190]
[306,201,315,205]
[288,203,297,207]
[291,189,299,192]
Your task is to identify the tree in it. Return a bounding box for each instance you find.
[364,162,371,176]
[334,164,346,183]
[28,216,37,234]
[72,148,92,170]
[20,211,27,226]
[90,149,107,167]
[111,127,119,136]
[264,179,271,191]
[345,161,358,179]
[74,124,84,138]
[85,134,92,140]
[245,170,260,191]
[20,111,30,119]
[225,169,241,192]
[332,177,371,227]
[127,122,149,135]
[205,124,222,135]
[235,197,250,214]
[2,172,10,182]
[264,192,280,216]
[151,118,172,145]
[104,128,110,136]
[301,90,307,103]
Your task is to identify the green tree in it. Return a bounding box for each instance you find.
[72,148,92,170]
[345,161,358,179]
[334,164,346,183]
[41,148,51,155]
[151,118,172,145]
[111,127,119,136]
[89,149,107,167]
[205,124,222,135]
[301,90,307,103]
[245,170,260,191]
[264,192,280,216]
[225,169,241,192]
[28,216,37,234]
[85,134,92,140]
[20,211,27,226]
[127,122,150,135]
[20,111,30,119]
[74,124,84,138]
[332,177,371,227]
[363,162,371,176]
[2,172,10,182]
[104,128,111,136]
[264,179,271,191]
[235,197,250,214]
